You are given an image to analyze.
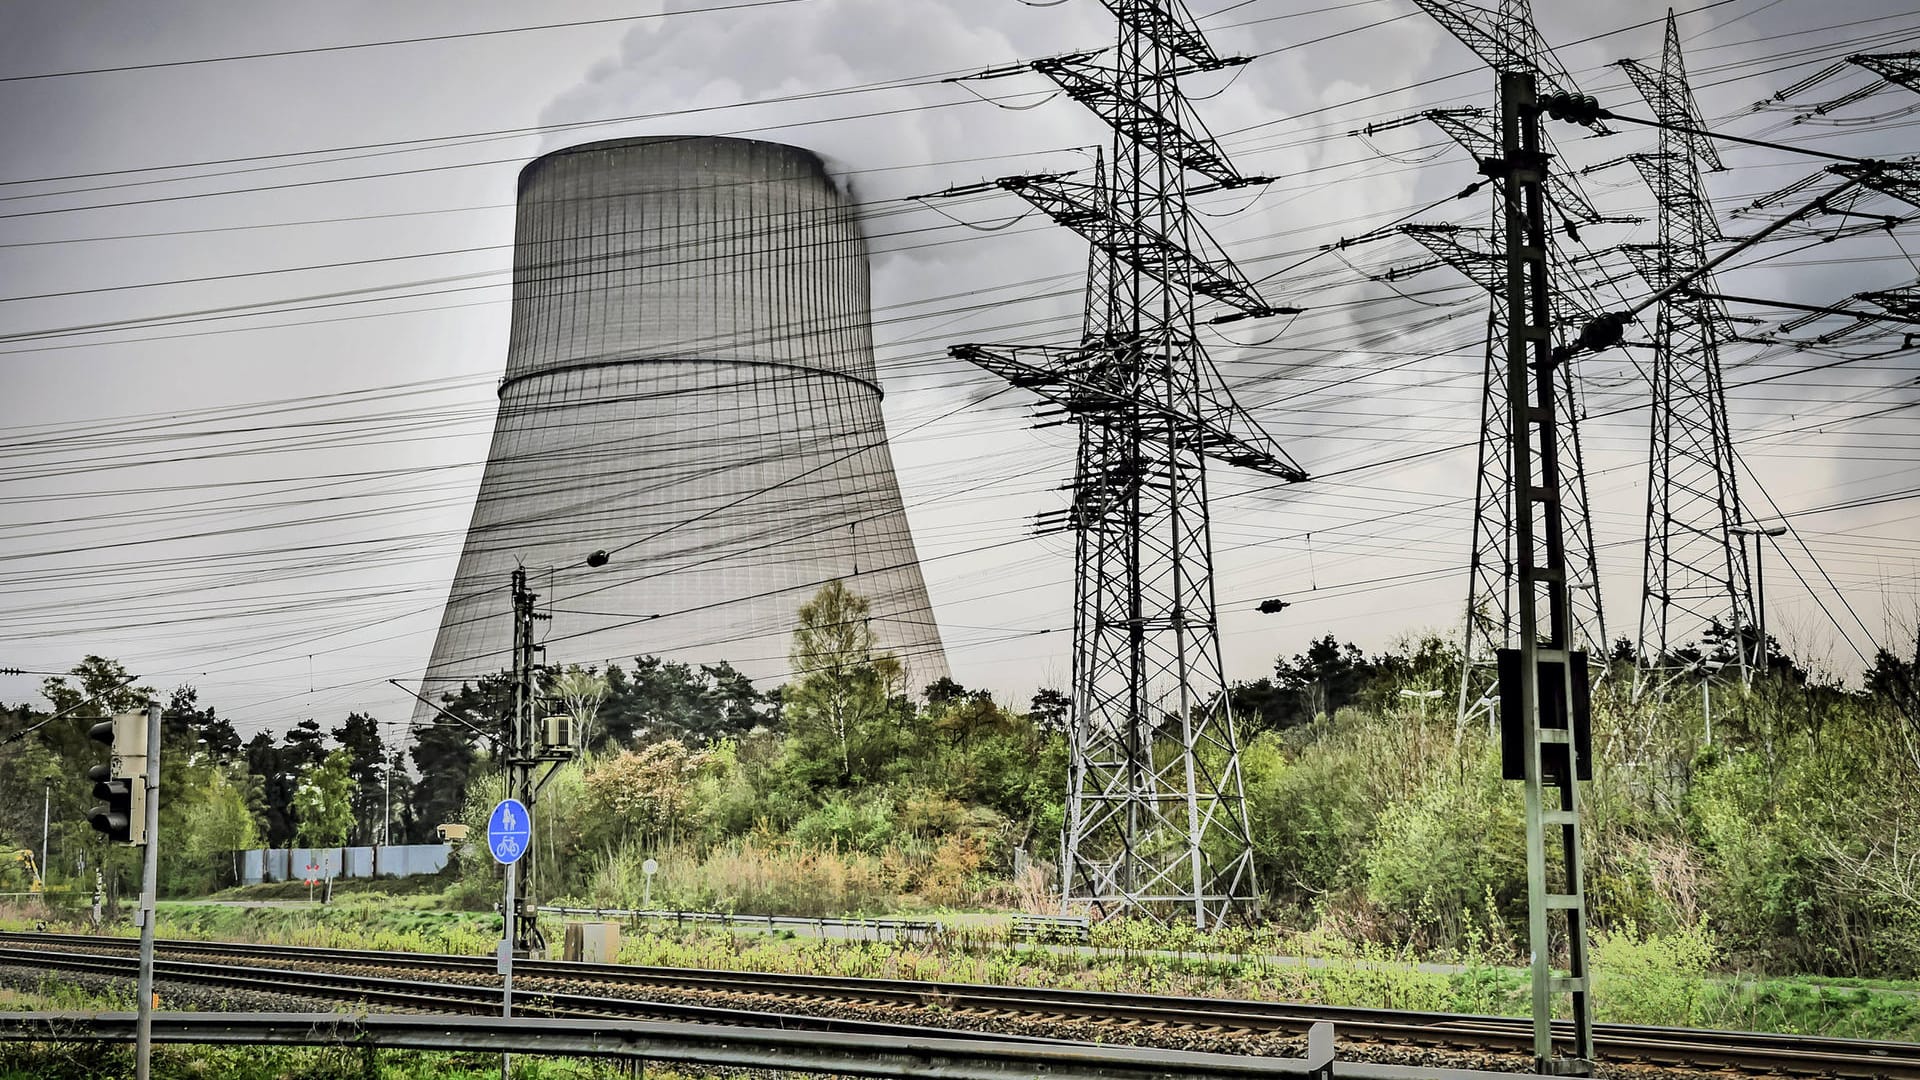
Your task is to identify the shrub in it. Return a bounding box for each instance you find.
[1591,920,1717,1026]
[1363,755,1526,944]
[791,794,898,853]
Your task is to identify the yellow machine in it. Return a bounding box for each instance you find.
[8,850,42,893]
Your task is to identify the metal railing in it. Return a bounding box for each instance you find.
[0,1011,1551,1080]
[540,905,942,942]
[1010,913,1093,944]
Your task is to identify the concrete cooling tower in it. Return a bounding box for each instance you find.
[416,136,949,715]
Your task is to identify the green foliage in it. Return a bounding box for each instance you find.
[784,580,904,785]
[293,749,357,849]
[0,1039,650,1079]
[1243,730,1373,903]
[792,794,898,853]
[583,839,900,916]
[1363,754,1526,943]
[1591,920,1718,1026]
[39,656,154,717]
[178,768,260,884]
[598,657,761,749]
[9,612,1920,1016]
[329,710,388,844]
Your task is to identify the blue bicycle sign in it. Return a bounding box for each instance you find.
[486,798,532,865]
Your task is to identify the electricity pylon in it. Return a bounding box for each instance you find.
[1619,14,1755,694]
[1409,0,1609,728]
[928,0,1302,926]
[1851,51,1920,94]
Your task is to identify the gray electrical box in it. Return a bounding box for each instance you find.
[542,715,576,756]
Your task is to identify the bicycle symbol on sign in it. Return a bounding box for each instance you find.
[487,798,532,866]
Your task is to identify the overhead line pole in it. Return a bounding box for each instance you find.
[507,567,545,957]
[134,701,161,1080]
[1500,70,1595,1075]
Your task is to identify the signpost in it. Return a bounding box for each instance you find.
[642,857,658,910]
[487,798,531,1080]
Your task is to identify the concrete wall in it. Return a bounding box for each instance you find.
[238,844,451,886]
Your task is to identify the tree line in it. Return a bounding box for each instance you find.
[4,583,1917,978]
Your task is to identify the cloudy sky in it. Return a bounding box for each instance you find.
[2,0,1916,751]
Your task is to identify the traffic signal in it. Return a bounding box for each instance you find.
[86,712,148,845]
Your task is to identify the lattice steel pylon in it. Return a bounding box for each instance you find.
[928,0,1303,926]
[1850,51,1920,95]
[1619,14,1755,695]
[1410,0,1609,730]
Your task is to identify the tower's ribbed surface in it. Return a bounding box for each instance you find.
[416,136,948,714]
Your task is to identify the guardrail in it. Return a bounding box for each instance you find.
[0,1011,1532,1080]
[540,906,942,942]
[1011,913,1093,944]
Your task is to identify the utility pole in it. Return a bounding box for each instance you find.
[1729,523,1788,676]
[1499,70,1595,1073]
[506,567,547,956]
[135,702,161,1080]
[40,780,50,890]
[928,0,1303,926]
[382,745,394,848]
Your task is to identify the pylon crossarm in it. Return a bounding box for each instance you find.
[1412,0,1610,133]
[1857,282,1920,320]
[1836,160,1920,207]
[950,342,1307,482]
[992,175,1287,317]
[1402,224,1503,293]
[1850,52,1920,95]
[1424,109,1607,223]
[1031,54,1251,186]
[1403,224,1603,332]
[1094,0,1220,68]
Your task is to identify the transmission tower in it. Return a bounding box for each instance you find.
[1852,51,1920,95]
[1619,14,1755,694]
[1409,0,1610,729]
[929,0,1302,926]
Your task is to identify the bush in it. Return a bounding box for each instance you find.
[1591,920,1717,1026]
[580,840,899,917]
[791,794,898,853]
[1363,754,1525,944]
[1243,731,1374,904]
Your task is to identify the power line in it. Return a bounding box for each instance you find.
[0,0,815,85]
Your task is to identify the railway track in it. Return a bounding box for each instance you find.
[2,931,1916,1077]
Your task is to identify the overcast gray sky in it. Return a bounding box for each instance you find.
[2,0,1916,750]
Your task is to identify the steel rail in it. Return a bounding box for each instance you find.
[0,945,1056,1043]
[0,933,1508,1045]
[0,1011,1515,1080]
[4,932,1917,1077]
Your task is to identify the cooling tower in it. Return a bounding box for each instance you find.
[415,136,949,715]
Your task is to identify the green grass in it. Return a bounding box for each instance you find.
[3,898,498,957]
